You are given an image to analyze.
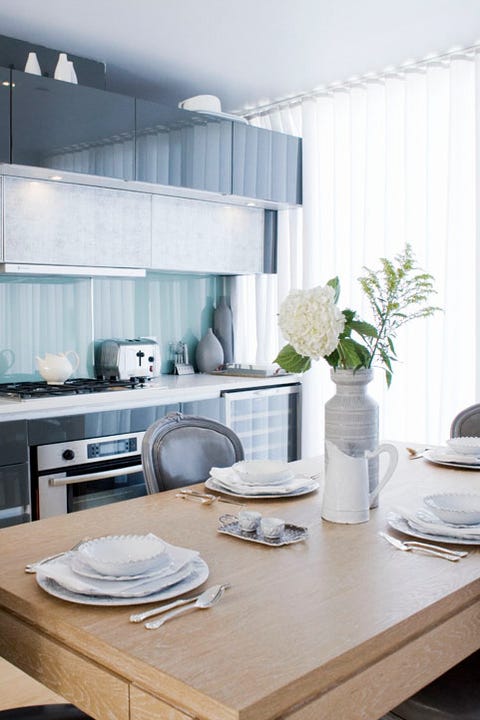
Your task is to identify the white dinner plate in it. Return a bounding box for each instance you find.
[36,553,197,598]
[70,542,194,581]
[423,449,480,470]
[205,477,319,499]
[386,512,480,545]
[35,557,209,606]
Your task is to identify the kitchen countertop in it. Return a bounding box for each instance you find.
[0,373,299,421]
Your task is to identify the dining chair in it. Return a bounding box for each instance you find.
[0,705,93,720]
[386,404,480,720]
[450,403,480,437]
[141,411,244,492]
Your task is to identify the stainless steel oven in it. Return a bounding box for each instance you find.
[33,431,146,519]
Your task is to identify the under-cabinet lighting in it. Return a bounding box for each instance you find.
[246,202,257,207]
[50,175,63,181]
[1,81,14,87]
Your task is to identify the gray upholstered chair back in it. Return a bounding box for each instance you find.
[450,403,480,437]
[141,412,244,493]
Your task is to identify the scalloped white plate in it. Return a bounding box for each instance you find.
[36,557,209,606]
[387,512,480,545]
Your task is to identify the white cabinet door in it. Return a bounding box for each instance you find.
[3,177,151,268]
[151,195,264,274]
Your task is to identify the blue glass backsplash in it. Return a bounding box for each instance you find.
[0,272,229,381]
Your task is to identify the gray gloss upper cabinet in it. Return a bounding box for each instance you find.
[0,68,10,163]
[3,177,151,268]
[232,123,302,204]
[135,99,232,193]
[11,70,135,180]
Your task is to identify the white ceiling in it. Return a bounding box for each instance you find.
[0,0,480,114]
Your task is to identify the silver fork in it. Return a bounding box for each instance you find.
[25,538,89,573]
[129,583,231,623]
[378,532,467,561]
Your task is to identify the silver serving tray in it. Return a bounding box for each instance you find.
[218,517,308,546]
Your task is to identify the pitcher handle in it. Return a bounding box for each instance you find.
[65,350,80,372]
[366,443,398,504]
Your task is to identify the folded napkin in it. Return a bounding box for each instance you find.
[395,506,480,540]
[210,467,314,495]
[210,465,292,487]
[427,449,480,465]
[36,542,199,597]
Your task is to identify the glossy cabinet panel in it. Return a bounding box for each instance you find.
[232,123,302,204]
[136,100,232,193]
[0,67,10,163]
[3,176,151,268]
[0,419,30,527]
[0,463,30,528]
[151,195,264,274]
[11,71,135,180]
[0,420,28,464]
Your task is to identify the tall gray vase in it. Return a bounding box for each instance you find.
[324,368,380,507]
[213,296,234,364]
[195,328,224,373]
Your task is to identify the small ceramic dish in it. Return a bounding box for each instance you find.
[446,437,480,456]
[77,534,169,577]
[232,460,293,485]
[423,493,480,526]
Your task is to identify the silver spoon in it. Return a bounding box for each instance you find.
[130,583,231,623]
[144,583,231,629]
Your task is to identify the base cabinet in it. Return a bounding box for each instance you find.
[0,420,30,527]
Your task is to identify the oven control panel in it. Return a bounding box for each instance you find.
[87,437,138,459]
[36,431,145,471]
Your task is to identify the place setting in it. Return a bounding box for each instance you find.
[27,533,210,606]
[387,491,480,547]
[204,459,320,499]
[417,436,480,470]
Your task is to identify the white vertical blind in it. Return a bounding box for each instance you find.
[237,50,477,455]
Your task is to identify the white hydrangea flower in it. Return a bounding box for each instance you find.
[278,285,345,360]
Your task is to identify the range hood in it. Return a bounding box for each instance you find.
[0,263,146,278]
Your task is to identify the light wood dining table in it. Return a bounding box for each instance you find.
[1,443,480,720]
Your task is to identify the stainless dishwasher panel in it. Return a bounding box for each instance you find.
[222,384,301,462]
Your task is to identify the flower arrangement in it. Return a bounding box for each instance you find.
[275,245,440,386]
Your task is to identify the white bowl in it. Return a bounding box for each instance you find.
[446,437,480,456]
[423,493,480,525]
[77,534,168,577]
[233,460,293,485]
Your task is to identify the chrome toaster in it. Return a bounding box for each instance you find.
[95,338,161,380]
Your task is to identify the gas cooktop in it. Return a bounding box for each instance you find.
[0,378,146,400]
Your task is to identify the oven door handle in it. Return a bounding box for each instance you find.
[48,464,144,487]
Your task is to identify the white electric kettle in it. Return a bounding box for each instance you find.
[35,351,80,384]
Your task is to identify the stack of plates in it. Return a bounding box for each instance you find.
[34,533,209,606]
[205,460,319,499]
[423,448,480,469]
[387,506,480,545]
